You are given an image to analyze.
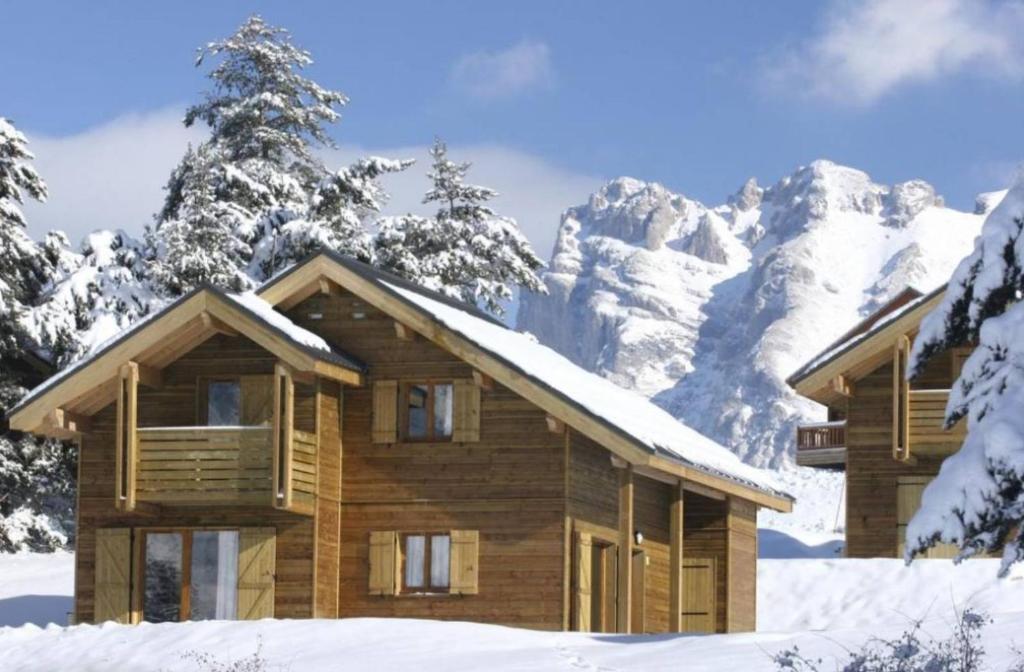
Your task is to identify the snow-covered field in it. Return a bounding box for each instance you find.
[3,545,1024,671]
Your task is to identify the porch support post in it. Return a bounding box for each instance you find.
[115,362,139,512]
[272,363,295,510]
[669,480,685,632]
[617,463,634,633]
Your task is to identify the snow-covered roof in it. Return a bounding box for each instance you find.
[383,281,788,498]
[787,284,947,388]
[7,286,365,420]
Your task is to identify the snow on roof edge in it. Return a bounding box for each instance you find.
[787,284,947,388]
[380,280,790,500]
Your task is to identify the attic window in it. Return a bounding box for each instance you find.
[404,383,453,441]
[207,380,241,426]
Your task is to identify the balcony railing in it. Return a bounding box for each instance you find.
[795,421,847,469]
[136,426,274,505]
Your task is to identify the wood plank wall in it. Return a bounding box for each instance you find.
[74,335,318,623]
[314,380,342,617]
[566,431,742,634]
[845,349,952,558]
[286,290,567,630]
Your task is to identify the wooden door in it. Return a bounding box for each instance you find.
[681,557,716,633]
[896,477,957,559]
[630,550,646,634]
[587,541,618,633]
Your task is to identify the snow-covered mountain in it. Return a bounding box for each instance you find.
[518,160,993,468]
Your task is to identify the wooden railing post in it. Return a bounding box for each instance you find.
[272,363,295,509]
[115,362,139,512]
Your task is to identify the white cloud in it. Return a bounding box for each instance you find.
[765,0,1024,105]
[325,143,602,260]
[19,109,602,263]
[450,39,554,100]
[22,107,206,245]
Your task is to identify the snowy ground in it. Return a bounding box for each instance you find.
[4,545,1024,670]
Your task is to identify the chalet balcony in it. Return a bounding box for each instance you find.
[905,389,965,457]
[795,421,846,469]
[115,363,319,516]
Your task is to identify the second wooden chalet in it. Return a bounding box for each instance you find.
[9,251,791,634]
[787,286,969,559]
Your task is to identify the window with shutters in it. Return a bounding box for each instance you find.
[140,529,241,622]
[401,532,451,593]
[401,382,453,441]
[198,375,274,427]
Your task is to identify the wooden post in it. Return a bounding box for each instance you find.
[115,362,139,512]
[669,480,685,632]
[617,463,633,633]
[272,363,295,509]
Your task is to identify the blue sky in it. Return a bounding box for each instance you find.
[5,0,1024,256]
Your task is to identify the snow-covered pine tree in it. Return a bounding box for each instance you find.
[906,177,1024,575]
[148,145,254,294]
[374,138,546,315]
[0,117,74,551]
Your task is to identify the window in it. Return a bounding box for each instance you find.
[403,383,453,441]
[401,533,451,593]
[142,530,240,622]
[207,380,241,426]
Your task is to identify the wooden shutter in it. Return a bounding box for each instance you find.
[372,381,398,444]
[452,379,481,442]
[573,532,592,631]
[368,531,398,595]
[681,557,716,633]
[449,530,479,595]
[94,528,132,624]
[241,375,274,426]
[237,527,276,619]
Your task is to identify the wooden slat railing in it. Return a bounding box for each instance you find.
[136,426,273,505]
[908,390,966,447]
[290,429,318,510]
[796,421,846,451]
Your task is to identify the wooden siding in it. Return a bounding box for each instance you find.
[286,290,567,630]
[74,336,317,624]
[845,359,946,558]
[726,498,757,632]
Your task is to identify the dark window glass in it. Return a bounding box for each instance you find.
[208,381,241,426]
[144,533,182,623]
[433,384,453,438]
[407,385,429,438]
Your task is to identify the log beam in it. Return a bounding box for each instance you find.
[393,321,416,342]
[545,414,565,435]
[669,481,685,632]
[472,370,494,391]
[200,311,239,337]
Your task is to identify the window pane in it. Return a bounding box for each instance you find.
[434,385,453,438]
[404,535,425,588]
[430,535,450,588]
[190,531,239,621]
[208,381,241,426]
[144,533,182,623]
[407,385,429,438]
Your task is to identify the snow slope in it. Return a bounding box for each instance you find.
[5,553,1024,669]
[518,161,991,468]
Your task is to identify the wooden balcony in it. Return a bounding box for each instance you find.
[115,361,318,515]
[137,427,273,505]
[795,421,847,469]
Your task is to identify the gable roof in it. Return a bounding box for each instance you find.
[8,286,365,433]
[787,284,947,404]
[258,251,793,510]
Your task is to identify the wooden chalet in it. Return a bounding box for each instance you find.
[788,285,970,558]
[9,252,791,634]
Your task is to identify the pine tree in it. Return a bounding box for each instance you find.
[906,178,1024,575]
[149,145,253,294]
[0,117,74,552]
[374,138,546,315]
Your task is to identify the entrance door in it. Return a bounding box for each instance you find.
[142,530,240,622]
[680,557,716,633]
[630,550,646,634]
